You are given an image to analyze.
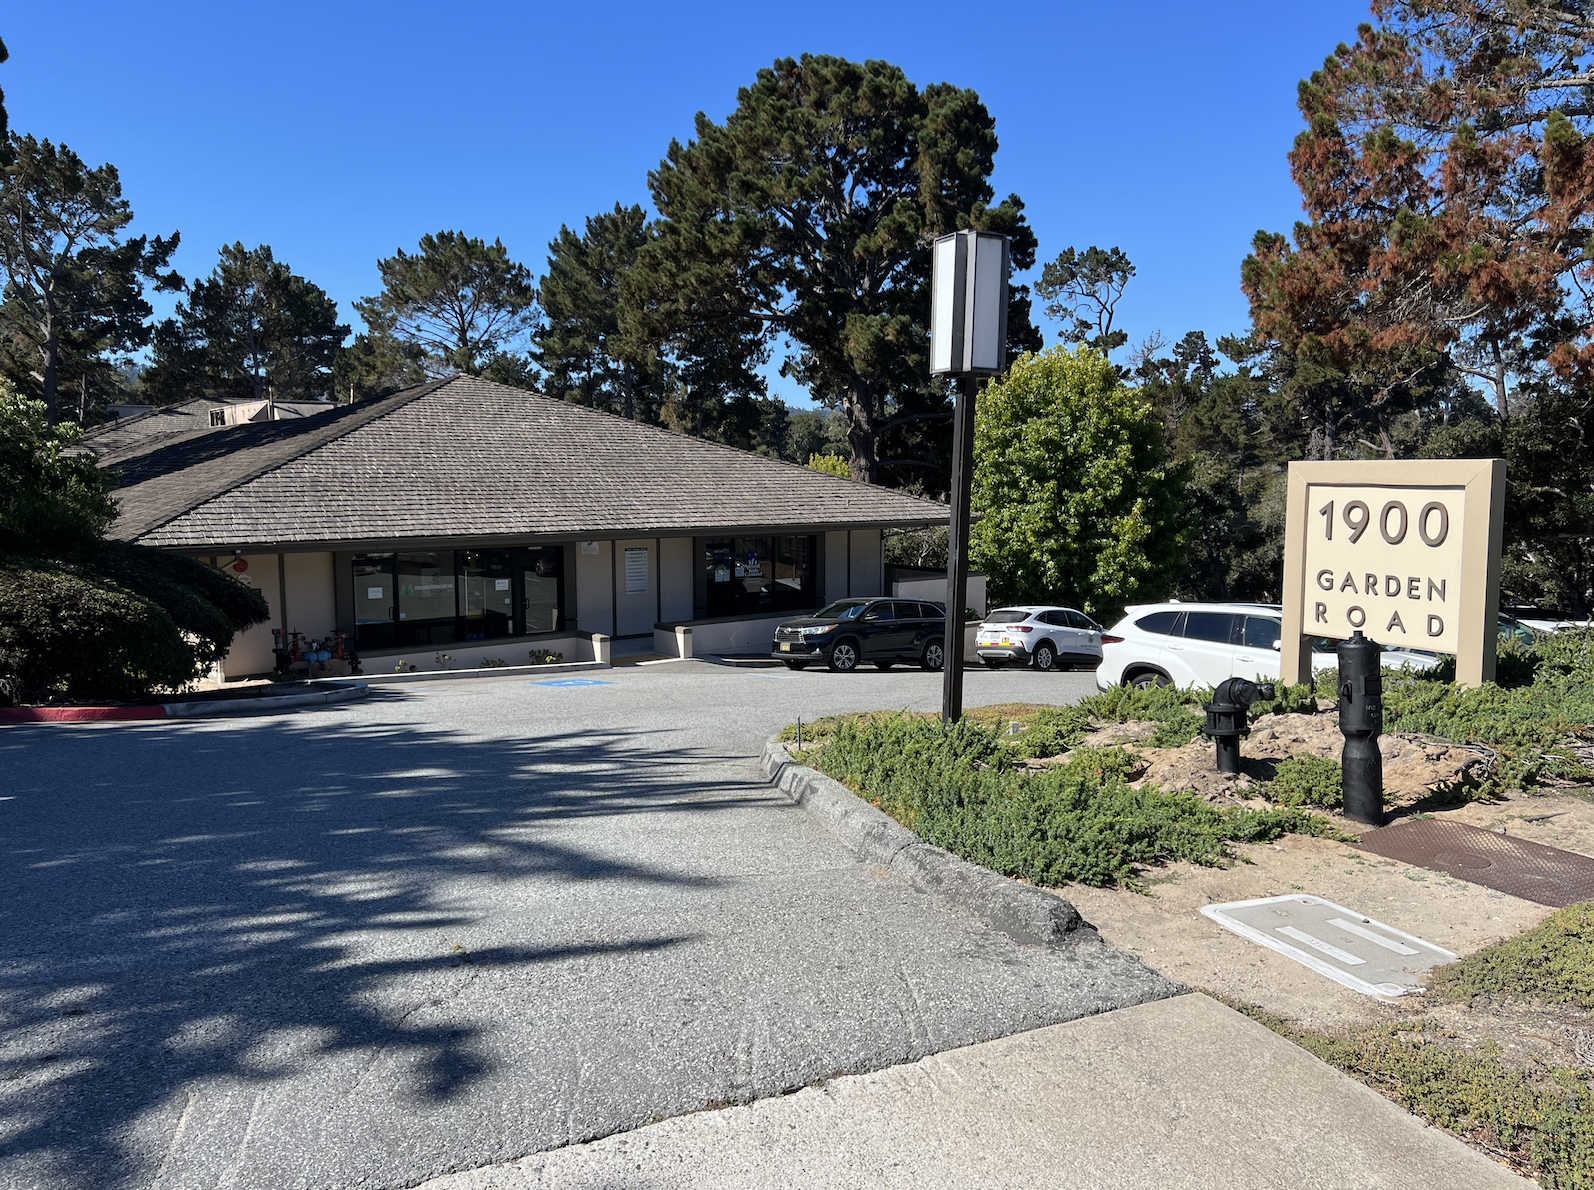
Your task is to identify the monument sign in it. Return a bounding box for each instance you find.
[1279,459,1506,689]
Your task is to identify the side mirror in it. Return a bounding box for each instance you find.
[1271,639,1282,652]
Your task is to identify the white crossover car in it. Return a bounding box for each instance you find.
[975,606,1106,671]
[1096,602,1440,691]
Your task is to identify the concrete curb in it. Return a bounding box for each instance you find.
[164,681,370,718]
[0,681,369,723]
[350,660,609,686]
[761,736,1089,948]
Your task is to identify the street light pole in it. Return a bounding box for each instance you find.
[929,228,1009,725]
[942,373,977,724]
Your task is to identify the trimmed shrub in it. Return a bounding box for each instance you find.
[0,558,197,703]
[1267,754,1343,808]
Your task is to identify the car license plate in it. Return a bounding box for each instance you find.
[780,642,792,651]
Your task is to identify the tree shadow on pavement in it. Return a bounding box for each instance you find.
[0,706,756,1190]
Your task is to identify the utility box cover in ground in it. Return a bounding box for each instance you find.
[1201,894,1457,997]
[1278,459,1505,687]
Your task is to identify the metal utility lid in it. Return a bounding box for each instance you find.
[1354,819,1594,908]
[1201,894,1457,997]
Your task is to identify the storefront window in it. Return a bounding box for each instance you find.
[702,535,816,618]
[460,549,514,640]
[397,552,457,644]
[351,547,563,647]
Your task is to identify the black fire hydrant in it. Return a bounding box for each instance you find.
[1203,678,1275,774]
[1337,631,1385,825]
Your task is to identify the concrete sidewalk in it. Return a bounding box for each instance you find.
[420,993,1528,1190]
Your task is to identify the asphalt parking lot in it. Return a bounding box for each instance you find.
[0,661,1171,1190]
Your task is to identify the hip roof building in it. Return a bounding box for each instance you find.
[105,375,949,674]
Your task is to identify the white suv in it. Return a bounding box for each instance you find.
[1096,602,1439,691]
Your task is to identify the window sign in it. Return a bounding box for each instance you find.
[1280,460,1505,688]
[494,579,510,591]
[625,547,649,594]
[367,587,384,600]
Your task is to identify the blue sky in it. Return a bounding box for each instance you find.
[5,1,1371,406]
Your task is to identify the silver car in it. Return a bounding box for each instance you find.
[974,606,1105,671]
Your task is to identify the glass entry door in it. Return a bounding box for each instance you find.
[461,549,514,640]
[353,554,396,647]
[521,547,562,633]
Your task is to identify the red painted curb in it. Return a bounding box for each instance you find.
[0,705,170,723]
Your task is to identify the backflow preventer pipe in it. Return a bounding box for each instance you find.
[1202,678,1275,774]
[1337,631,1385,825]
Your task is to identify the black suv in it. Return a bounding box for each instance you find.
[771,598,946,672]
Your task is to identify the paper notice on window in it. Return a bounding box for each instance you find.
[367,587,384,600]
[625,547,648,594]
[495,579,510,590]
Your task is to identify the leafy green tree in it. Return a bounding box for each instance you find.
[633,54,1040,483]
[537,203,669,420]
[144,242,348,405]
[0,382,116,551]
[0,134,180,422]
[807,452,850,476]
[970,346,1190,616]
[354,231,537,378]
[786,407,847,464]
[1035,246,1135,356]
[0,384,268,703]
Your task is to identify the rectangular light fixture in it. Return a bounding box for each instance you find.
[929,230,1010,375]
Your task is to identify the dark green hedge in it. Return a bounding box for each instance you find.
[0,549,270,705]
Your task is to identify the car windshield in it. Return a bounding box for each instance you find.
[983,609,1031,624]
[813,600,870,621]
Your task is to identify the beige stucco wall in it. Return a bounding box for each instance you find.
[283,552,337,640]
[659,537,694,623]
[218,551,336,679]
[849,528,883,598]
[574,540,612,636]
[222,553,280,678]
[824,532,850,602]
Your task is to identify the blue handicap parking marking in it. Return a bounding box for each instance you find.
[529,678,614,687]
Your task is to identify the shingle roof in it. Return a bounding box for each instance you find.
[85,397,334,464]
[107,376,948,549]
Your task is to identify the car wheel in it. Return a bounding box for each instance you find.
[1128,670,1169,690]
[874,660,894,670]
[921,639,945,671]
[828,641,859,672]
[1033,642,1057,671]
[782,660,807,670]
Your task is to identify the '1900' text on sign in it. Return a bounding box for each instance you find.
[1301,484,1464,654]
